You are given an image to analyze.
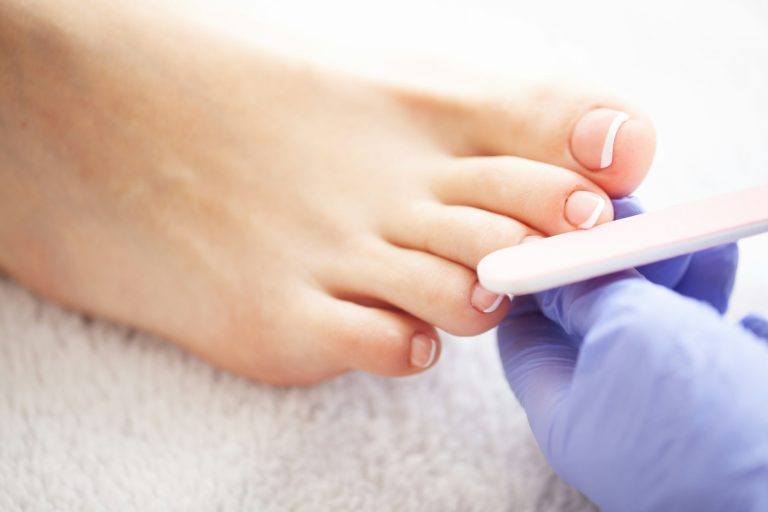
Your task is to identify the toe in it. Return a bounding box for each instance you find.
[464,85,656,197]
[433,156,614,236]
[315,298,441,376]
[381,202,536,269]
[330,238,507,336]
[569,107,656,197]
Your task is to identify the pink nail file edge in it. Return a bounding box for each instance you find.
[477,185,768,295]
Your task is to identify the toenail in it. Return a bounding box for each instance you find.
[565,190,605,229]
[571,108,630,170]
[522,235,544,244]
[410,334,437,369]
[471,283,504,313]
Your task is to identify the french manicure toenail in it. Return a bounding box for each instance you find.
[410,334,437,369]
[565,191,605,229]
[522,235,543,244]
[571,108,630,170]
[600,111,630,168]
[471,283,504,313]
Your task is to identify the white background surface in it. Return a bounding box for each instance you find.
[1,1,767,510]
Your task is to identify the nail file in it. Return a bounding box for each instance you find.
[477,185,768,295]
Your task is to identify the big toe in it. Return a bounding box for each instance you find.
[459,85,656,198]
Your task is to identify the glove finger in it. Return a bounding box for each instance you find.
[636,253,692,288]
[498,309,578,443]
[612,197,694,288]
[740,313,768,342]
[674,243,739,314]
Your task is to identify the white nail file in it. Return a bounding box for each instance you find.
[477,185,768,295]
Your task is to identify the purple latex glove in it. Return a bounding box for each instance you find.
[498,198,768,511]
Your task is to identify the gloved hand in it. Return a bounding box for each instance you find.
[498,198,768,511]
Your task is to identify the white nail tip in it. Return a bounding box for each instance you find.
[599,111,630,169]
[422,338,437,368]
[577,196,605,230]
[482,294,505,313]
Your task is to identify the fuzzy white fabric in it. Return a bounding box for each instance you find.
[1,1,766,510]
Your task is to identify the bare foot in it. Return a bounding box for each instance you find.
[0,2,654,384]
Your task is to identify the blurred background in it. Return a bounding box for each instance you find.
[1,1,766,510]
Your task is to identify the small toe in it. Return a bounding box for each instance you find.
[315,297,441,376]
[330,239,507,336]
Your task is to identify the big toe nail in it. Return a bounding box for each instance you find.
[570,107,656,197]
[571,108,630,170]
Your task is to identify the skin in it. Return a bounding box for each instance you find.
[0,1,655,384]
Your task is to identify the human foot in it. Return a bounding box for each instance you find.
[0,3,654,384]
